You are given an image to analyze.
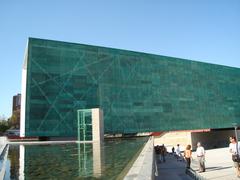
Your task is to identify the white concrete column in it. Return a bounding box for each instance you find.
[19,145,25,180]
[20,42,28,137]
[93,142,103,177]
[91,108,104,142]
[20,68,27,137]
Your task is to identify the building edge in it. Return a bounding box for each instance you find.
[20,40,29,137]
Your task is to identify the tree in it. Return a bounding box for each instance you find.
[9,111,19,129]
[0,115,10,134]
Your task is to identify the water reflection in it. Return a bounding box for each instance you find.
[19,145,25,180]
[3,137,147,179]
[77,142,103,177]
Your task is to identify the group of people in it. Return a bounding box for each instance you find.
[156,142,206,173]
[155,136,240,178]
[181,142,206,172]
[155,144,167,163]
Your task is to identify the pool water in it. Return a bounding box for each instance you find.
[2,137,147,179]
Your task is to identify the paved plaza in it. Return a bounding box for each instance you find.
[191,147,238,180]
[156,153,192,180]
[156,147,240,180]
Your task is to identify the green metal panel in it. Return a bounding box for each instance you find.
[77,109,92,141]
[25,38,240,137]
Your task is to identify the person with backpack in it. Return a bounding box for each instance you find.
[229,136,240,177]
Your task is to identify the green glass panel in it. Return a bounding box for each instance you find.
[77,109,92,141]
[25,38,240,137]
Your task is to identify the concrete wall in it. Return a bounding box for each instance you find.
[154,131,192,152]
[0,145,8,180]
[0,136,7,155]
[191,130,239,150]
[154,129,238,151]
[124,137,155,180]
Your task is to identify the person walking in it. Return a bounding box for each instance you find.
[160,144,167,162]
[172,146,175,155]
[196,142,205,173]
[176,144,182,161]
[184,145,192,169]
[229,136,240,177]
[155,145,161,162]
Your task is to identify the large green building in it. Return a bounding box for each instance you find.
[20,38,240,137]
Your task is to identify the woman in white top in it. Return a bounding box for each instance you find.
[229,136,240,177]
[176,144,182,161]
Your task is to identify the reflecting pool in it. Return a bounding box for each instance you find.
[1,137,147,179]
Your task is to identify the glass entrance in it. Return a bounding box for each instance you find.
[77,109,92,141]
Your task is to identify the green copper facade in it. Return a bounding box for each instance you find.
[22,38,240,137]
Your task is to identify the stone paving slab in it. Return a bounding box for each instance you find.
[124,137,154,180]
[191,147,239,180]
[156,147,240,180]
[156,153,192,180]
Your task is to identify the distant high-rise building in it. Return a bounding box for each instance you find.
[12,93,21,112]
[12,93,21,129]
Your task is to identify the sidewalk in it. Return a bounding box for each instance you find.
[156,153,192,180]
[191,147,238,180]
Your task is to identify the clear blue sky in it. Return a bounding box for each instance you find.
[0,0,240,118]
